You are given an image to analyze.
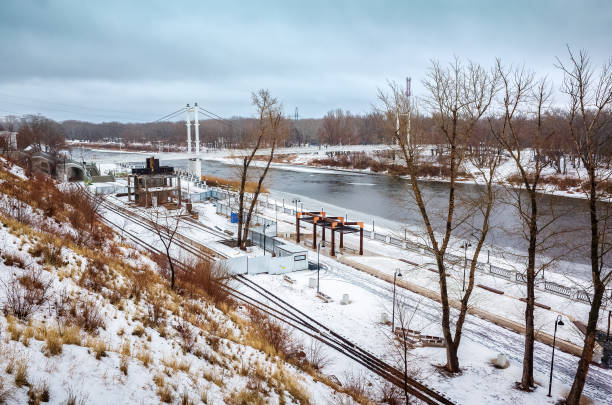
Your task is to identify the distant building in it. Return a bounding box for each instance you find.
[0,131,17,150]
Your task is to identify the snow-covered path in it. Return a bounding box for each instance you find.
[246,254,612,404]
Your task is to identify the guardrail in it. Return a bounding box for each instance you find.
[175,174,610,310]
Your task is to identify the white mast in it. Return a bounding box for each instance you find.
[406,77,411,146]
[186,103,192,154]
[194,102,200,155]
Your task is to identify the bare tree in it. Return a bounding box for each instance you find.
[378,58,498,373]
[148,206,185,289]
[317,109,355,145]
[490,61,571,390]
[236,89,284,250]
[557,48,612,404]
[385,296,423,404]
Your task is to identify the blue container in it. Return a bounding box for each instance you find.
[230,213,238,223]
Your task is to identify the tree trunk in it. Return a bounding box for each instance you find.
[237,157,248,249]
[167,247,175,290]
[567,171,602,404]
[437,257,460,372]
[521,190,538,389]
[567,284,605,403]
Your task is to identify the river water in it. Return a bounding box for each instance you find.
[81,149,607,278]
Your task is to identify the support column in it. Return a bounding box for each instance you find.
[145,178,149,207]
[177,175,182,207]
[312,218,318,249]
[194,102,200,155]
[331,224,336,256]
[127,175,132,201]
[186,104,192,154]
[339,217,344,248]
[296,213,301,243]
[359,222,364,255]
[322,221,326,242]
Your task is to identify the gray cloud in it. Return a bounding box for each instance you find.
[0,0,610,122]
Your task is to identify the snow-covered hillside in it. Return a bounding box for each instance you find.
[0,158,362,405]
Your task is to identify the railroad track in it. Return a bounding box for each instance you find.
[98,196,224,261]
[231,275,455,405]
[92,191,455,404]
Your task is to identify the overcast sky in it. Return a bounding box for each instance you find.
[1,0,611,123]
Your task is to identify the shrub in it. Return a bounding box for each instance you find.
[2,268,53,319]
[178,260,232,304]
[146,295,165,327]
[29,237,65,267]
[70,298,105,333]
[175,319,195,353]
[1,252,26,269]
[305,340,332,371]
[78,259,108,292]
[247,307,295,357]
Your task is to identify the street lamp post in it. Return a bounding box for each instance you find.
[462,241,472,292]
[263,224,270,256]
[392,269,403,331]
[548,315,564,397]
[317,241,326,294]
[292,198,301,214]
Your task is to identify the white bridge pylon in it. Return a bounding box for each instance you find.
[185,103,199,155]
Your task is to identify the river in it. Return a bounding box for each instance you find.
[80,148,607,280]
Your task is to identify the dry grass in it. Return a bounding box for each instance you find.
[86,337,108,360]
[63,387,88,405]
[135,346,153,368]
[154,374,174,403]
[44,328,63,356]
[201,175,268,193]
[131,324,145,337]
[14,357,28,387]
[1,251,26,268]
[162,355,191,373]
[27,380,50,404]
[61,325,82,346]
[120,355,129,376]
[225,388,267,405]
[6,315,22,341]
[272,365,311,405]
[0,375,14,403]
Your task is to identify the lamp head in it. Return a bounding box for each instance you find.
[557,319,564,326]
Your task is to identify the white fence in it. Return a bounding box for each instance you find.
[175,174,611,308]
[224,255,301,275]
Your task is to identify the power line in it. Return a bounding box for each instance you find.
[198,106,239,131]
[0,91,151,119]
[153,107,187,123]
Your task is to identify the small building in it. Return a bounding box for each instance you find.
[127,157,181,207]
